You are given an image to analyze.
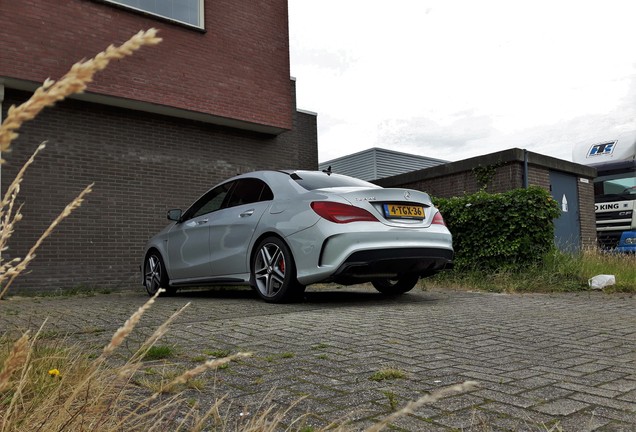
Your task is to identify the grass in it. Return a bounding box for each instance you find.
[13,285,116,298]
[369,368,407,382]
[422,248,636,293]
[382,390,399,410]
[310,343,329,350]
[204,348,231,358]
[143,344,177,361]
[135,366,207,393]
[263,352,296,362]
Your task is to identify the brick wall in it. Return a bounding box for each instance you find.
[0,0,292,130]
[1,86,317,294]
[376,149,598,252]
[294,111,319,171]
[527,165,550,190]
[396,162,551,198]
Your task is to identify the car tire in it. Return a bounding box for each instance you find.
[144,252,175,296]
[252,237,304,303]
[372,275,420,295]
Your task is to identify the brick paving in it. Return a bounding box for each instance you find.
[1,286,635,431]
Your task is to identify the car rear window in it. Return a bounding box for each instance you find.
[291,171,380,191]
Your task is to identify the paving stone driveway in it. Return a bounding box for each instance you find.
[2,286,635,431]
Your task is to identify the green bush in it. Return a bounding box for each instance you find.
[434,187,560,270]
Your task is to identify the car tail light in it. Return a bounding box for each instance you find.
[432,211,446,226]
[311,201,378,223]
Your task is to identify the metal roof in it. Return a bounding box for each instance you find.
[319,147,448,181]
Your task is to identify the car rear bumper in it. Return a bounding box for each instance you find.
[327,247,453,285]
[286,221,453,285]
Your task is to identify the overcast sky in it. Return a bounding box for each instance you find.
[288,1,636,164]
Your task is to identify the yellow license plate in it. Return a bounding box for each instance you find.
[383,204,425,219]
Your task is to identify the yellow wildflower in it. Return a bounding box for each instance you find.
[48,368,60,378]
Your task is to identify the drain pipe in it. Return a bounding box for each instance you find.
[523,149,529,188]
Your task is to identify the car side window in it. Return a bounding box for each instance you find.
[225,178,274,208]
[186,182,234,220]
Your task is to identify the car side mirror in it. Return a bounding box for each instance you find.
[167,209,182,221]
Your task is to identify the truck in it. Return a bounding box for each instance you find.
[572,130,636,252]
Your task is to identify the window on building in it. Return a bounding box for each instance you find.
[103,0,204,29]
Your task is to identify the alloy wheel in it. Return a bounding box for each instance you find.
[254,242,287,298]
[145,254,163,295]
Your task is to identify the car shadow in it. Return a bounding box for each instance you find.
[303,289,436,305]
[170,285,436,306]
[170,287,256,299]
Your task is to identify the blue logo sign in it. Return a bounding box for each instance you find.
[587,141,615,157]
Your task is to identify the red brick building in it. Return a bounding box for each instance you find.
[375,148,598,251]
[0,0,318,293]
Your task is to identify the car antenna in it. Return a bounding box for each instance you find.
[322,165,332,175]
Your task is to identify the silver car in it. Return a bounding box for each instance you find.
[142,170,453,303]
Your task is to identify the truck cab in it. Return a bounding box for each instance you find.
[573,131,636,252]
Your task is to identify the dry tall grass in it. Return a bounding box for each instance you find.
[422,246,636,293]
[0,290,255,431]
[0,28,161,300]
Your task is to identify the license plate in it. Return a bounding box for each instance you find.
[383,204,425,219]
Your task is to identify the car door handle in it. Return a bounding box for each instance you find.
[240,209,254,217]
[196,219,208,225]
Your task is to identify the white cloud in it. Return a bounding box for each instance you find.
[290,1,636,163]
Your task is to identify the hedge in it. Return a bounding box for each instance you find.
[434,187,561,270]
